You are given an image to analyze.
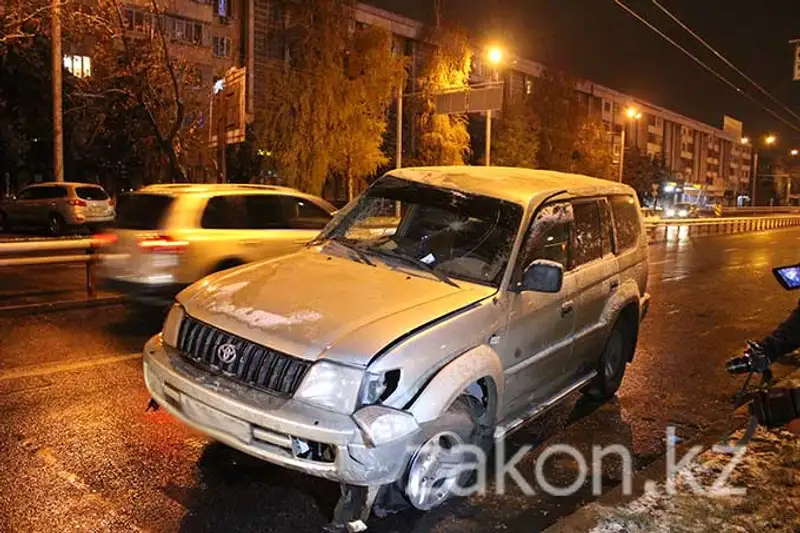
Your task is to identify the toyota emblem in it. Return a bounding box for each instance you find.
[217,343,238,364]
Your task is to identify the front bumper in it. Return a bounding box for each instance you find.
[640,292,651,322]
[143,335,416,486]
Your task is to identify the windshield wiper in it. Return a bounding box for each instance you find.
[367,247,459,288]
[324,237,375,267]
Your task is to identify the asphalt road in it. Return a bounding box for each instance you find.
[2,228,800,532]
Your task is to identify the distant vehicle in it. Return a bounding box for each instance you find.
[0,182,115,235]
[97,183,336,305]
[663,203,699,219]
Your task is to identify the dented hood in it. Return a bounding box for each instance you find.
[177,248,495,366]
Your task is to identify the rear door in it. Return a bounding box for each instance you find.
[569,198,620,379]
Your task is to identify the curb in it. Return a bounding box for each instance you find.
[0,295,128,317]
[544,366,800,533]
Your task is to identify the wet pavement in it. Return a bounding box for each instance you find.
[2,228,800,532]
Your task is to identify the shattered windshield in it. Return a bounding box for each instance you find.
[318,176,523,287]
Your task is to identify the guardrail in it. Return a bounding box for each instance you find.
[0,237,100,295]
[645,214,800,244]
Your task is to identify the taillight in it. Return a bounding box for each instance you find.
[137,235,189,254]
[68,199,87,207]
[92,233,118,247]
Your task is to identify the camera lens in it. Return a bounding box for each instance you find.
[726,355,752,374]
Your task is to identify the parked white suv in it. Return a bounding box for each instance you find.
[143,167,650,522]
[99,184,336,305]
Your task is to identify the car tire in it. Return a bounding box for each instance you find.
[583,319,636,402]
[401,394,494,511]
[48,213,66,236]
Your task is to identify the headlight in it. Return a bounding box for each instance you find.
[678,209,688,217]
[294,362,363,414]
[162,303,185,348]
[353,405,420,447]
[666,208,676,217]
[358,369,401,406]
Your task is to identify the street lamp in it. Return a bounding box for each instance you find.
[618,107,641,182]
[749,134,778,206]
[487,46,503,66]
[484,45,505,166]
[791,149,798,156]
[740,137,750,145]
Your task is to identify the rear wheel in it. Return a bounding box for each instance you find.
[583,320,636,401]
[48,213,66,236]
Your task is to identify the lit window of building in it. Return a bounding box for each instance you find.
[64,55,91,78]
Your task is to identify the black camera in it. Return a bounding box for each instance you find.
[747,388,800,428]
[726,341,772,374]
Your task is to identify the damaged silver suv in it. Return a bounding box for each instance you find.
[143,166,649,520]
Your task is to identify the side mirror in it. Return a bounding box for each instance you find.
[519,259,564,293]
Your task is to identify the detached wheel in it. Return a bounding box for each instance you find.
[404,394,493,511]
[48,213,65,236]
[583,320,636,401]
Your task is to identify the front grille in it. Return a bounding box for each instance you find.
[177,315,311,396]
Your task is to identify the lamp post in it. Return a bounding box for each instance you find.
[748,134,776,206]
[618,107,642,182]
[485,45,503,166]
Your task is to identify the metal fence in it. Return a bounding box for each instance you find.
[0,237,100,295]
[645,214,800,244]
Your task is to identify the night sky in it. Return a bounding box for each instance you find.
[371,0,800,149]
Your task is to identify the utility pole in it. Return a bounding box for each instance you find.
[485,110,492,166]
[51,0,64,182]
[751,150,759,206]
[396,83,402,169]
[618,128,626,182]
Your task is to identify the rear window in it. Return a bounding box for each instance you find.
[76,187,109,201]
[609,195,642,252]
[115,194,174,230]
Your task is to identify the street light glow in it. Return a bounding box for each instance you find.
[792,149,799,156]
[740,137,750,145]
[766,134,777,145]
[487,46,503,65]
[625,107,641,120]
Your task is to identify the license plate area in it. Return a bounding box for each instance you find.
[176,389,252,444]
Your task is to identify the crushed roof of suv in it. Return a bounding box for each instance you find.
[388,166,633,205]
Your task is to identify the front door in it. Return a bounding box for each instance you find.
[500,201,576,421]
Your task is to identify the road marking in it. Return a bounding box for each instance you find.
[17,437,148,532]
[724,247,739,252]
[0,353,142,382]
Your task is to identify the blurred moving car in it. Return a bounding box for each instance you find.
[0,182,115,235]
[663,202,699,219]
[98,183,336,305]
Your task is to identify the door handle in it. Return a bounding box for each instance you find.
[561,300,574,317]
[609,279,620,292]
